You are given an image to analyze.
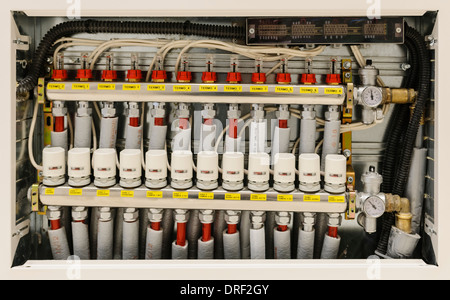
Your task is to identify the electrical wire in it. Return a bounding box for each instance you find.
[28,99,43,170]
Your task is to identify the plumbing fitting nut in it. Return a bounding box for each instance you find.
[325,106,340,121]
[176,103,190,119]
[98,207,112,221]
[174,209,189,223]
[327,213,342,227]
[250,211,266,225]
[46,206,62,220]
[251,104,265,120]
[301,105,316,119]
[275,211,291,226]
[276,105,290,120]
[199,209,214,224]
[71,206,88,221]
[201,104,216,120]
[227,104,241,119]
[148,208,163,223]
[101,102,116,117]
[127,102,140,118]
[302,212,316,226]
[76,101,92,117]
[151,102,166,118]
[123,208,139,222]
[225,210,241,224]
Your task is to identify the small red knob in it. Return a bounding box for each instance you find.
[176,71,192,83]
[300,73,317,84]
[101,70,117,81]
[52,69,68,81]
[151,70,167,83]
[76,69,93,81]
[326,74,341,85]
[276,73,291,84]
[127,69,143,82]
[251,72,266,84]
[201,71,217,83]
[226,72,242,83]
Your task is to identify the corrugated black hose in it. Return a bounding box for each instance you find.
[376,23,431,256]
[16,19,245,95]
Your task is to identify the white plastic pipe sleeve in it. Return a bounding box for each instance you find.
[97,220,114,259]
[149,125,167,150]
[99,117,118,149]
[122,220,139,259]
[48,227,71,260]
[321,120,340,171]
[250,227,266,259]
[197,237,214,259]
[71,222,90,259]
[124,124,143,150]
[200,124,217,152]
[225,135,242,153]
[271,126,290,163]
[273,228,291,259]
[223,230,241,259]
[74,115,92,148]
[249,121,266,154]
[320,234,341,259]
[145,226,163,259]
[172,128,192,151]
[300,118,316,154]
[172,240,189,259]
[51,130,68,151]
[297,229,315,259]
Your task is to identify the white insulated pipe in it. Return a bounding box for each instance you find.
[223,230,241,259]
[51,130,68,151]
[172,240,188,259]
[74,115,92,148]
[197,237,214,259]
[250,227,266,259]
[320,234,341,259]
[122,220,139,259]
[297,229,315,259]
[71,221,90,259]
[273,228,291,259]
[124,124,143,150]
[99,116,118,149]
[97,219,114,259]
[48,227,71,260]
[145,226,163,259]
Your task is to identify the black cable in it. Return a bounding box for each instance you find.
[16,19,245,95]
[376,23,431,256]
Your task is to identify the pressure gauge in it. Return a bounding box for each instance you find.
[360,86,383,107]
[363,195,385,218]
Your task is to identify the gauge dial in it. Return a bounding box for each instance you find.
[361,86,383,107]
[363,195,385,218]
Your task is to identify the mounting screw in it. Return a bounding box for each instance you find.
[401,63,411,71]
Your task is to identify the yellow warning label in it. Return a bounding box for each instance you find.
[98,83,116,90]
[47,83,65,90]
[303,194,321,202]
[97,190,110,197]
[199,85,218,92]
[147,84,165,91]
[69,189,83,196]
[225,193,241,200]
[44,188,55,195]
[224,85,242,92]
[328,195,345,203]
[147,191,163,198]
[277,194,293,201]
[173,191,188,199]
[324,87,343,95]
[275,86,293,93]
[173,85,191,92]
[72,83,90,90]
[123,84,141,91]
[250,86,268,92]
[250,194,267,201]
[300,87,319,94]
[199,192,214,199]
[120,190,134,198]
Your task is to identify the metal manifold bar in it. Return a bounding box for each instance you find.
[45,82,346,105]
[39,183,348,213]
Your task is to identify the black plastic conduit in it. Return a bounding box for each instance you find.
[16,19,245,94]
[376,23,431,255]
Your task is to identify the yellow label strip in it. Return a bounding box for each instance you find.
[275,86,293,93]
[173,85,191,92]
[250,86,268,92]
[98,83,116,90]
[300,87,319,94]
[198,192,214,199]
[69,189,83,196]
[147,84,165,91]
[97,190,110,197]
[173,191,188,199]
[123,84,141,91]
[224,85,242,92]
[47,83,65,90]
[324,87,343,95]
[44,188,55,195]
[199,85,218,92]
[121,190,134,198]
[225,193,241,200]
[328,195,345,203]
[147,191,163,198]
[277,194,293,202]
[303,195,321,202]
[250,194,267,201]
[72,83,90,90]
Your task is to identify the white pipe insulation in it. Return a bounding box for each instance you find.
[48,227,71,260]
[74,115,92,148]
[197,237,214,259]
[71,221,90,259]
[172,241,189,259]
[99,117,118,149]
[122,219,139,259]
[145,226,163,259]
[320,234,341,259]
[250,227,266,259]
[223,230,241,259]
[273,228,291,259]
[297,229,315,259]
[97,218,114,259]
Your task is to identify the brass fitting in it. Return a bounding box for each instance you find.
[382,88,416,104]
[385,193,412,234]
